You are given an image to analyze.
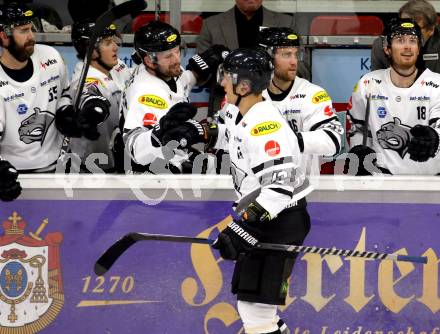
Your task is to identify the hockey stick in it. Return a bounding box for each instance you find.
[94,232,428,276]
[362,92,371,147]
[57,0,146,165]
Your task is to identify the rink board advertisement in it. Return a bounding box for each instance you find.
[0,200,439,334]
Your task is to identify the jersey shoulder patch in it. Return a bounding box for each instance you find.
[137,94,169,110]
[311,90,331,104]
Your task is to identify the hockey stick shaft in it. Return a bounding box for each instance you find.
[58,0,146,163]
[73,0,146,111]
[362,92,371,147]
[94,232,427,276]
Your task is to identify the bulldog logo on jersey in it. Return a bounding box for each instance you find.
[18,108,55,145]
[376,117,412,158]
[0,212,64,333]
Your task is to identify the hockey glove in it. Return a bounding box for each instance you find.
[160,102,198,130]
[212,219,260,261]
[187,45,230,82]
[0,160,22,202]
[408,125,440,162]
[161,120,219,149]
[78,94,111,140]
[345,145,377,176]
[55,105,82,137]
[150,102,199,147]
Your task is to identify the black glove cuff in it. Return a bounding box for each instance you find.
[205,123,219,149]
[187,55,210,78]
[240,201,272,224]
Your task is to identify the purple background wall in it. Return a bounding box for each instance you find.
[0,200,439,333]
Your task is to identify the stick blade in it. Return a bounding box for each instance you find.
[108,0,146,21]
[94,233,138,276]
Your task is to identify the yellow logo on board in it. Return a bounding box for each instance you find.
[312,91,331,104]
[138,95,168,109]
[251,121,281,136]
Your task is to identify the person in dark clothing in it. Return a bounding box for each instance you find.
[371,0,440,74]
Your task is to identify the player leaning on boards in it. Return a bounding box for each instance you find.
[0,3,71,201]
[347,18,440,175]
[121,21,228,174]
[59,21,129,173]
[159,48,312,334]
[258,27,344,175]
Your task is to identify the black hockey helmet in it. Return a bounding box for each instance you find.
[257,27,304,60]
[71,21,120,59]
[0,2,37,35]
[258,27,300,49]
[385,18,423,47]
[134,20,181,57]
[217,48,274,94]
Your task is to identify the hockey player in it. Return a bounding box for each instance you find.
[348,18,440,175]
[0,3,71,173]
[159,48,312,334]
[258,27,344,175]
[66,21,127,172]
[121,20,229,173]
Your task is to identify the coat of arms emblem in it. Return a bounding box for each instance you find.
[0,212,64,333]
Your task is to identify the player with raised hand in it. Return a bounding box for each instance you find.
[160,48,311,334]
[347,18,440,175]
[121,20,228,174]
[257,27,344,176]
[0,2,71,173]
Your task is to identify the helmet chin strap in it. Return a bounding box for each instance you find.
[391,64,418,77]
[97,57,114,72]
[233,87,252,106]
[94,47,114,72]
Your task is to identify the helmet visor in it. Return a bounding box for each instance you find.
[216,64,238,85]
[273,46,305,62]
[4,17,40,35]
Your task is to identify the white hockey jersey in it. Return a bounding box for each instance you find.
[215,101,312,218]
[262,77,343,176]
[348,68,440,175]
[69,61,127,171]
[122,66,197,167]
[0,44,71,171]
[72,59,132,92]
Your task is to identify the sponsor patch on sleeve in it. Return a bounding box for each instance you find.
[353,82,359,93]
[264,140,281,157]
[138,95,168,109]
[85,77,102,86]
[251,121,281,136]
[143,113,158,127]
[312,90,331,104]
[323,105,334,117]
